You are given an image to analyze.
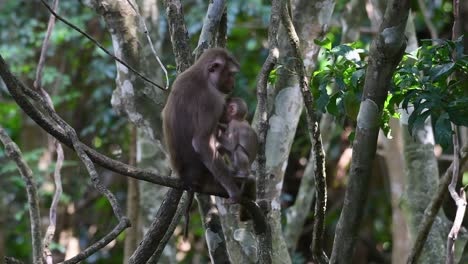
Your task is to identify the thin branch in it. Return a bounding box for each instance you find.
[406,143,468,264]
[280,2,328,263]
[253,0,282,262]
[125,0,169,90]
[128,188,183,264]
[38,0,166,90]
[446,2,464,263]
[43,141,63,263]
[0,127,43,264]
[32,1,65,262]
[447,127,463,264]
[147,192,190,263]
[61,219,130,264]
[34,0,59,90]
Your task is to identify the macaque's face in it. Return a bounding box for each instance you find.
[208,56,239,94]
[227,102,238,120]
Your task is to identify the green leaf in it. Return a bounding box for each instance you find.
[268,65,283,85]
[447,98,468,126]
[434,113,452,148]
[408,110,431,136]
[429,62,455,81]
[327,92,341,116]
[348,131,356,143]
[351,69,365,88]
[343,91,360,121]
[314,38,332,50]
[316,89,330,113]
[331,44,355,58]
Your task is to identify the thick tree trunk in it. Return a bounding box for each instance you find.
[330,1,410,262]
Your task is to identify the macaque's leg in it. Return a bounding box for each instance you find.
[239,176,257,221]
[193,135,241,203]
[233,147,251,177]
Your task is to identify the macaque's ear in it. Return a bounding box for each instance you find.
[208,58,225,72]
[229,62,240,73]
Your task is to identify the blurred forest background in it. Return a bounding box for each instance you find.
[0,0,467,263]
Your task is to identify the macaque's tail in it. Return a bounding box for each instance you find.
[183,191,194,240]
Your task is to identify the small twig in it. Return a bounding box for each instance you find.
[125,0,169,90]
[38,0,166,90]
[43,138,63,264]
[34,0,58,90]
[446,125,463,264]
[281,2,328,263]
[0,127,43,264]
[32,1,65,262]
[446,188,466,264]
[61,218,130,264]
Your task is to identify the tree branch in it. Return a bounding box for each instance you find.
[128,189,183,264]
[330,0,410,262]
[0,127,43,264]
[280,2,328,263]
[252,0,282,262]
[32,1,65,262]
[147,192,191,263]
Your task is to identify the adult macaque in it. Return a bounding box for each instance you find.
[218,97,258,221]
[162,49,242,236]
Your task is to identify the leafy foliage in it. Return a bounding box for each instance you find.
[310,40,367,125]
[392,37,468,147]
[311,37,468,148]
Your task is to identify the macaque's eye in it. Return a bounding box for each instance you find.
[208,62,220,72]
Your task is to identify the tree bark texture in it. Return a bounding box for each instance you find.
[399,108,464,263]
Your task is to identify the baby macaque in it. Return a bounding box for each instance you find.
[218,97,258,178]
[218,97,258,221]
